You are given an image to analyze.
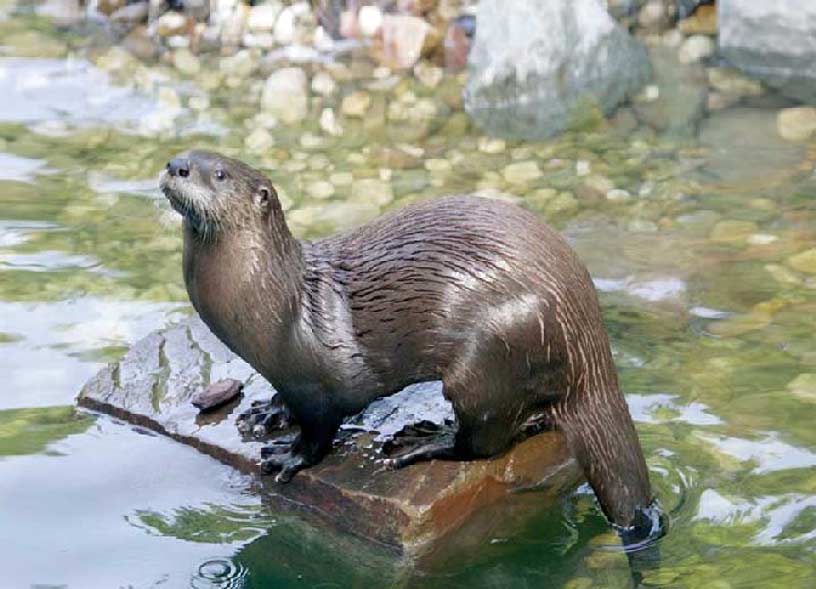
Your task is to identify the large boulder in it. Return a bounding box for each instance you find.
[719,0,816,103]
[464,0,651,139]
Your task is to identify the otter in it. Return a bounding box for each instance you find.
[159,150,661,542]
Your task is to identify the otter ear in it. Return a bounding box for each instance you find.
[254,185,274,210]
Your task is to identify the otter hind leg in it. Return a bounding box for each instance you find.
[382,420,458,468]
[236,395,294,437]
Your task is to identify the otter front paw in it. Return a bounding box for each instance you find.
[236,396,293,437]
[260,441,310,483]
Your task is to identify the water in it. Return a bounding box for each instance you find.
[1,11,815,589]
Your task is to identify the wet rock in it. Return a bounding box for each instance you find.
[156,11,187,37]
[443,14,474,71]
[502,161,542,184]
[274,1,314,45]
[707,67,763,98]
[465,0,650,140]
[678,34,715,64]
[376,15,431,69]
[777,108,816,143]
[709,220,758,244]
[359,5,384,37]
[311,71,337,96]
[110,2,149,25]
[261,67,308,124]
[341,90,371,117]
[719,0,816,103]
[247,3,283,33]
[192,379,243,412]
[78,316,576,551]
[678,3,717,35]
[633,47,706,137]
[172,48,200,75]
[787,249,816,274]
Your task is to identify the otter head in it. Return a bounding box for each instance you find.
[159,150,280,242]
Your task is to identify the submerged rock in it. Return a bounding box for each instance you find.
[719,0,816,103]
[77,316,577,552]
[464,0,651,139]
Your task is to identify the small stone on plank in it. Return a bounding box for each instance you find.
[191,379,244,412]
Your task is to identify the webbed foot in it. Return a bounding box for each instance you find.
[382,419,458,469]
[236,396,293,437]
[259,433,311,483]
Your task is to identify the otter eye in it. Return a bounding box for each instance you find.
[214,169,226,181]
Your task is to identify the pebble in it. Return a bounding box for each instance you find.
[247,3,282,33]
[245,127,275,153]
[746,233,778,246]
[709,220,759,244]
[424,159,452,173]
[330,172,354,186]
[678,35,715,64]
[503,161,542,184]
[157,11,187,37]
[311,71,336,96]
[319,108,343,136]
[707,68,763,97]
[377,14,430,69]
[478,137,506,154]
[777,107,816,142]
[576,160,591,176]
[350,178,394,206]
[787,249,816,273]
[261,67,308,124]
[341,91,371,117]
[305,180,335,200]
[606,188,632,202]
[414,62,443,88]
[638,0,670,30]
[172,48,200,75]
[787,373,816,403]
[359,5,384,37]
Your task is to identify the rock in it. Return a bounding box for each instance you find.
[78,320,575,553]
[274,1,314,45]
[319,107,343,136]
[97,0,125,16]
[122,25,156,60]
[172,48,200,76]
[465,0,651,140]
[787,373,816,403]
[719,0,816,103]
[414,62,442,88]
[311,71,337,96]
[709,220,758,244]
[502,161,542,184]
[777,108,816,142]
[341,91,371,117]
[443,14,474,71]
[787,249,816,273]
[377,15,431,69]
[109,2,149,25]
[305,180,336,199]
[157,11,187,37]
[245,127,275,153]
[261,67,308,124]
[37,0,83,25]
[678,4,717,35]
[678,34,715,64]
[247,3,282,33]
[633,47,707,137]
[677,0,709,20]
[638,0,671,30]
[707,67,763,97]
[350,178,394,206]
[359,5,383,37]
[192,379,243,412]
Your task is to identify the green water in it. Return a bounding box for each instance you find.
[1,11,815,589]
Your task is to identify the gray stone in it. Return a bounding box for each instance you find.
[464,0,651,139]
[77,316,577,552]
[633,47,707,138]
[719,0,816,103]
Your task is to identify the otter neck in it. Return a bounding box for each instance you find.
[182,216,305,374]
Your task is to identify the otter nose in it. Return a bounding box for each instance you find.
[167,158,190,178]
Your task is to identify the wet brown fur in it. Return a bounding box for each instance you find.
[160,150,653,529]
